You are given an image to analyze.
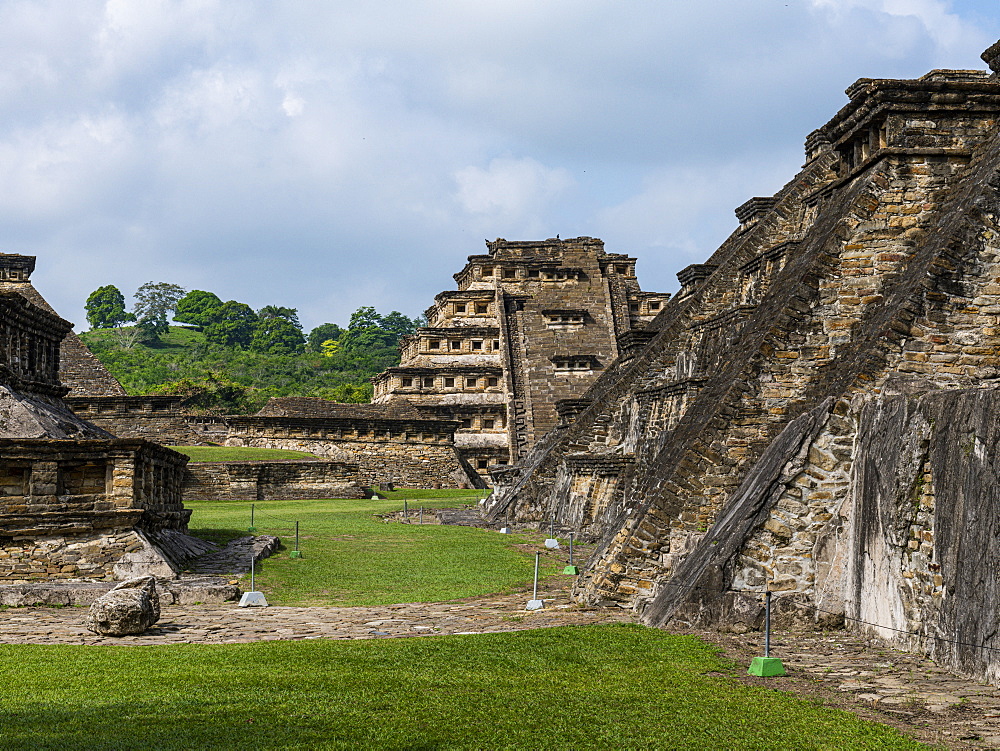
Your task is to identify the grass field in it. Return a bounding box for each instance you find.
[186,495,543,606]
[1,491,933,749]
[0,625,928,750]
[171,445,321,462]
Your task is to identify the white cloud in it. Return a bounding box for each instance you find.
[0,1,997,332]
[454,157,574,218]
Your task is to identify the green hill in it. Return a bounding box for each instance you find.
[79,325,399,413]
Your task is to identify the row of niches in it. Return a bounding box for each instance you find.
[543,310,587,328]
[0,338,60,383]
[450,301,493,316]
[227,424,453,443]
[470,450,509,471]
[0,461,106,497]
[424,336,501,353]
[396,374,501,390]
[673,309,753,381]
[833,112,994,177]
[473,264,591,282]
[455,411,507,431]
[737,246,790,307]
[628,298,665,316]
[551,356,601,373]
[837,121,888,174]
[68,400,176,416]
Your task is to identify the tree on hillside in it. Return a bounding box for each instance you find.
[174,290,223,329]
[85,285,134,329]
[251,316,305,354]
[336,307,420,355]
[203,301,258,348]
[307,323,343,352]
[380,310,422,341]
[134,282,186,340]
[258,305,301,327]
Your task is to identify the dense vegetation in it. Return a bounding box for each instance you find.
[80,282,422,412]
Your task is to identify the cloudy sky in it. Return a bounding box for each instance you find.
[5,0,1000,333]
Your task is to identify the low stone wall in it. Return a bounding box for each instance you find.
[227,436,475,489]
[65,396,229,445]
[0,439,190,535]
[0,439,191,581]
[183,460,366,500]
[0,530,145,581]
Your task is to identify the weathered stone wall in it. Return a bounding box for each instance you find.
[65,396,229,444]
[844,389,1000,684]
[0,439,190,536]
[225,412,476,489]
[0,529,146,581]
[183,460,366,500]
[485,50,1000,682]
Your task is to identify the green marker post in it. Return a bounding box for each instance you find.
[748,589,786,677]
[563,531,579,575]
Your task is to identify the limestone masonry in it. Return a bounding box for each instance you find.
[487,40,1000,684]
[63,237,666,489]
[373,237,668,475]
[0,258,191,581]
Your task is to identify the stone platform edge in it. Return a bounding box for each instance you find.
[0,576,240,607]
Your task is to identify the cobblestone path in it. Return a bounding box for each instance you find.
[0,579,629,646]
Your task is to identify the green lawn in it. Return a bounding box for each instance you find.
[0,625,928,750]
[186,496,548,606]
[171,445,321,462]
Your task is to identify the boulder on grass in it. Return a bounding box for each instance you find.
[86,576,161,636]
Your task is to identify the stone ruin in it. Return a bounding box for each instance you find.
[0,265,194,582]
[373,237,668,476]
[63,236,667,489]
[486,40,1000,685]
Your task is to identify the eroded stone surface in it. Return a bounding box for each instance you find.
[85,575,161,636]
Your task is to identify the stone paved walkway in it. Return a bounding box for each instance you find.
[5,577,1000,749]
[679,625,1000,750]
[0,579,629,646]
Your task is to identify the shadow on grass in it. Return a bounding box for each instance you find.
[0,703,347,751]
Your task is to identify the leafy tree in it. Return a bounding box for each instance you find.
[380,310,420,342]
[203,301,258,348]
[134,282,186,340]
[314,383,372,403]
[320,338,341,357]
[258,305,301,326]
[250,316,305,354]
[174,290,223,328]
[85,285,134,329]
[307,323,343,352]
[337,307,420,356]
[151,374,259,414]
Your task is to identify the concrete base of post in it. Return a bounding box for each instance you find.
[499,527,511,534]
[544,538,560,548]
[747,657,786,677]
[526,599,544,610]
[239,591,268,607]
